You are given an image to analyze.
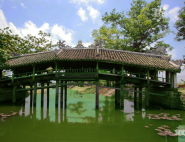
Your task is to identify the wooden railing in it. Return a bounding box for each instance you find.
[0,68,167,83]
[99,69,166,82]
[57,68,97,77]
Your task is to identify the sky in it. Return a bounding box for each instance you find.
[0,0,185,83]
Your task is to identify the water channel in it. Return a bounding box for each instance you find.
[0,88,185,142]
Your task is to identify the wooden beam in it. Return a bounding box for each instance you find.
[96,81,99,109]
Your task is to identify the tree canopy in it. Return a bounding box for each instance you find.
[91,0,173,55]
[174,2,185,41]
[0,27,57,65]
[174,2,185,70]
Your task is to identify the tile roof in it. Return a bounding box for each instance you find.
[0,48,181,72]
[1,51,58,69]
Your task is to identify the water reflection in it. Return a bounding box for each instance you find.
[0,88,185,142]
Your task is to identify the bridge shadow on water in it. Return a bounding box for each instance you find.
[0,88,185,142]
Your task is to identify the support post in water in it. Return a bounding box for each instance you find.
[145,87,149,107]
[33,82,37,106]
[64,81,67,108]
[120,83,124,108]
[117,83,120,108]
[30,84,33,106]
[139,87,142,106]
[47,82,49,104]
[41,83,44,104]
[23,85,25,102]
[13,85,17,103]
[60,80,63,107]
[115,83,118,107]
[96,81,99,109]
[56,80,59,106]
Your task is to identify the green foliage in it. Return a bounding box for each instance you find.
[174,2,185,41]
[91,0,172,53]
[0,27,58,65]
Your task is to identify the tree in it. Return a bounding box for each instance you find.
[0,27,58,65]
[174,2,185,70]
[174,2,185,41]
[91,0,172,53]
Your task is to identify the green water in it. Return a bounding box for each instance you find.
[0,88,185,142]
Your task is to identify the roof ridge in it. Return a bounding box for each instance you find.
[10,47,166,59]
[61,48,162,57]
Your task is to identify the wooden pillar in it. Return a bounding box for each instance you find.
[64,81,67,108]
[11,70,14,83]
[0,70,2,80]
[33,83,37,106]
[30,84,33,106]
[174,73,177,88]
[115,83,118,107]
[55,62,58,77]
[96,61,99,77]
[170,72,174,88]
[147,69,150,85]
[120,84,124,108]
[156,70,158,81]
[33,65,35,80]
[134,87,137,105]
[12,85,17,103]
[56,80,59,106]
[60,80,63,107]
[153,70,157,80]
[166,71,169,83]
[41,83,44,104]
[106,80,109,87]
[23,85,25,102]
[116,84,121,108]
[145,87,149,108]
[139,87,142,106]
[96,81,99,109]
